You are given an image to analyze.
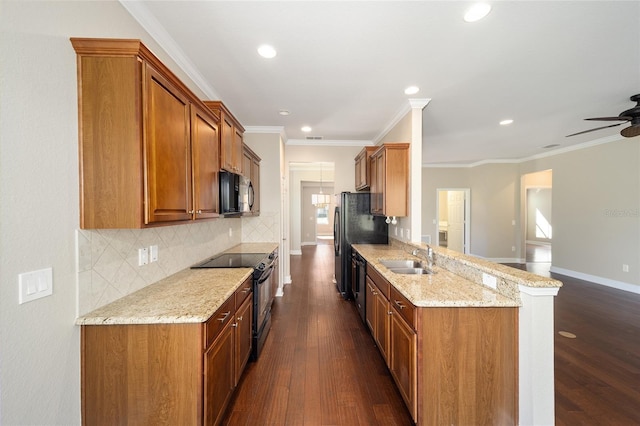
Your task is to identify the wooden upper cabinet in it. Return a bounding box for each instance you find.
[71,38,220,228]
[203,101,244,175]
[145,63,193,223]
[191,104,220,220]
[370,143,409,217]
[355,146,377,191]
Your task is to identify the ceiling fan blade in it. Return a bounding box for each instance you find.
[585,116,632,122]
[566,122,624,137]
[620,125,640,138]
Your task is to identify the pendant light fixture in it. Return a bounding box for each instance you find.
[312,163,331,208]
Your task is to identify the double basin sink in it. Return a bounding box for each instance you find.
[379,259,435,275]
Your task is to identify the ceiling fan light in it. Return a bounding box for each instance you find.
[464,3,492,23]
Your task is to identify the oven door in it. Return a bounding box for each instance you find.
[255,262,275,333]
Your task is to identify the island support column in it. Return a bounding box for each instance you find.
[518,285,560,426]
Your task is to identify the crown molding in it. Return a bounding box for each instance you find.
[119,0,219,99]
[423,134,625,168]
[373,98,431,144]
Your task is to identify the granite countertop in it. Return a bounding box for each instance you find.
[76,242,278,326]
[353,244,521,308]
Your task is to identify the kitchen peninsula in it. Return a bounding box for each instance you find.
[353,241,562,425]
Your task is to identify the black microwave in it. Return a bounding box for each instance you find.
[220,171,254,216]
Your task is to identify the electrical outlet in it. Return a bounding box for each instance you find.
[399,228,404,238]
[138,248,149,266]
[406,229,410,240]
[512,246,516,252]
[482,273,497,289]
[228,227,233,237]
[623,264,629,272]
[149,245,158,263]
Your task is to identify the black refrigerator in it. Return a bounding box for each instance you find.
[333,192,388,299]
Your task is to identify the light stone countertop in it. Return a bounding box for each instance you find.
[353,244,521,308]
[76,242,278,325]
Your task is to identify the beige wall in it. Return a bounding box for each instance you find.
[423,139,640,289]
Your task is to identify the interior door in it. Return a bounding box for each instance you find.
[447,191,465,252]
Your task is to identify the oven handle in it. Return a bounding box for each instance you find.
[257,263,275,284]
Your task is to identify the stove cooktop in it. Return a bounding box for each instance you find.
[191,253,268,269]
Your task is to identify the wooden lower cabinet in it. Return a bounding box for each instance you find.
[389,308,417,420]
[81,278,253,426]
[365,265,518,425]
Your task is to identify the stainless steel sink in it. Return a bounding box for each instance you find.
[389,267,435,275]
[379,259,423,269]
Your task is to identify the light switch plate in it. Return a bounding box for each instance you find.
[149,245,158,263]
[138,247,149,266]
[19,267,53,304]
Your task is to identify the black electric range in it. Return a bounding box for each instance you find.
[191,250,278,361]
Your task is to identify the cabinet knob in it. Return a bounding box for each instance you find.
[388,311,393,315]
[197,210,202,214]
[188,210,194,214]
[394,300,406,309]
[232,322,238,327]
[237,315,243,321]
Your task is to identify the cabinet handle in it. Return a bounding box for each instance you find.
[237,315,243,321]
[242,287,251,293]
[394,300,406,310]
[217,311,231,322]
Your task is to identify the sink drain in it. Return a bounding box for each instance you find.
[558,331,577,338]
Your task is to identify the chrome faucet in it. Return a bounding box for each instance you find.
[411,246,435,269]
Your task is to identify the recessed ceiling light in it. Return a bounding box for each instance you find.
[278,110,290,116]
[257,44,277,59]
[464,3,492,23]
[404,86,420,95]
[301,126,312,132]
[500,119,514,126]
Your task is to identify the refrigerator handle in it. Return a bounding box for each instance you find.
[333,207,340,255]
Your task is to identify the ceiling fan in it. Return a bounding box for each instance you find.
[566,94,640,138]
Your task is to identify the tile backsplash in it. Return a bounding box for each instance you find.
[76,212,280,316]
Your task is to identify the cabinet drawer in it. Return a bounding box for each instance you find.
[367,264,389,299]
[390,286,416,330]
[205,297,235,347]
[235,277,253,310]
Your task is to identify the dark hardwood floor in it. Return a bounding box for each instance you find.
[553,273,640,425]
[223,243,640,425]
[222,244,413,425]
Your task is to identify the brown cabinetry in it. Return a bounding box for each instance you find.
[71,38,220,229]
[364,264,517,425]
[81,277,253,426]
[203,101,244,175]
[369,143,409,217]
[354,146,377,190]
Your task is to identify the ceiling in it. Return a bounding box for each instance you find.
[121,1,640,165]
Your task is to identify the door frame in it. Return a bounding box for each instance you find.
[435,188,471,254]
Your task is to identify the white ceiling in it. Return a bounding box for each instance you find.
[121,1,640,165]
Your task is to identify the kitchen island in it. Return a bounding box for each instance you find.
[353,241,562,426]
[76,242,278,426]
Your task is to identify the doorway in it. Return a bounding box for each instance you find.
[522,170,552,273]
[436,188,470,254]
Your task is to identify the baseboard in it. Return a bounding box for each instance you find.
[290,249,302,256]
[301,241,317,246]
[475,255,525,264]
[284,275,292,284]
[526,240,551,246]
[550,266,640,295]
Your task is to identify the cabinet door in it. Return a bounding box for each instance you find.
[144,63,192,224]
[374,286,390,364]
[220,115,235,173]
[204,319,235,426]
[374,151,385,215]
[234,295,253,385]
[233,128,244,173]
[390,309,417,421]
[191,105,220,219]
